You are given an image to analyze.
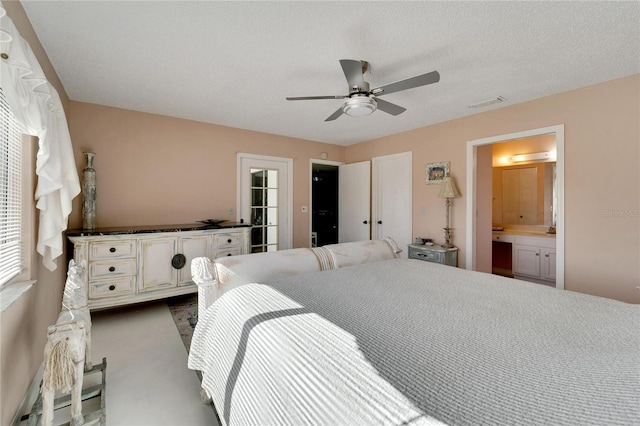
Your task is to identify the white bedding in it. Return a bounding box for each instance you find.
[188,258,640,425]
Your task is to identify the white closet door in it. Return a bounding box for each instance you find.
[338,161,371,243]
[372,152,412,257]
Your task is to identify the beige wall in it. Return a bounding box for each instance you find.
[1,1,70,424]
[68,102,346,249]
[346,74,640,303]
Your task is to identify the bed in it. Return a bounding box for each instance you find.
[188,256,639,425]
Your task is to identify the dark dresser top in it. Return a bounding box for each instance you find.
[66,222,250,237]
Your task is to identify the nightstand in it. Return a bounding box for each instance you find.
[408,244,458,267]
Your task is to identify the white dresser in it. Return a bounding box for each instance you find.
[67,224,250,310]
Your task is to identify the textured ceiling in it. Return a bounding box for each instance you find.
[20,1,640,146]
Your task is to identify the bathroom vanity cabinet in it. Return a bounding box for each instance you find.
[513,235,556,283]
[492,232,556,285]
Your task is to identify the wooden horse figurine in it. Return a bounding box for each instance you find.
[41,322,87,426]
[57,259,92,370]
[40,260,92,426]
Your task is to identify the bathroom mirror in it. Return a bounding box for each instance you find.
[492,162,556,226]
[491,135,557,227]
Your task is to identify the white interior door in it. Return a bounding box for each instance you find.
[238,153,293,251]
[338,161,370,243]
[372,152,412,257]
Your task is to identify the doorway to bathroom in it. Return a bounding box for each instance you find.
[466,124,565,289]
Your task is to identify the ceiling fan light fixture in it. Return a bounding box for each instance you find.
[343,96,377,117]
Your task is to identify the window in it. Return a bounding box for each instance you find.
[250,168,279,253]
[0,87,24,287]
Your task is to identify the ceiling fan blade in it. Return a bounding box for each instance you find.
[286,95,346,101]
[325,107,344,122]
[339,59,365,90]
[375,98,407,116]
[373,70,440,97]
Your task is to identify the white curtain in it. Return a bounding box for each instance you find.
[0,6,80,271]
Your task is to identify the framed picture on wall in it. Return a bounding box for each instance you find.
[426,161,449,184]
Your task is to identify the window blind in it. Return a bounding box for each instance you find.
[0,87,23,286]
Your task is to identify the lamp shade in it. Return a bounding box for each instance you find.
[438,176,460,198]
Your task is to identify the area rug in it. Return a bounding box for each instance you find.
[167,293,199,352]
[167,294,222,423]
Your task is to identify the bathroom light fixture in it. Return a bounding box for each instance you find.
[509,151,552,163]
[468,96,506,109]
[343,95,377,117]
[438,176,461,248]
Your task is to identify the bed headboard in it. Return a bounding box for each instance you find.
[191,238,401,315]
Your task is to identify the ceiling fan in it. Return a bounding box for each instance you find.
[286,59,440,122]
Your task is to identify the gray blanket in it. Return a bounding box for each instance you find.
[189,258,639,425]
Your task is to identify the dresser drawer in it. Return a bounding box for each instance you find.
[408,244,458,267]
[89,259,137,279]
[89,276,136,299]
[213,247,241,259]
[89,240,137,260]
[409,249,444,263]
[214,233,241,247]
[492,233,514,243]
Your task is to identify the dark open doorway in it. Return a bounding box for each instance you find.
[311,164,339,247]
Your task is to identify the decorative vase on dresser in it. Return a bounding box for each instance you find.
[82,152,97,230]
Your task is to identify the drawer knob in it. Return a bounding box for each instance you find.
[109,247,116,253]
[171,254,187,269]
[227,253,232,256]
[227,238,232,243]
[109,266,116,272]
[108,285,116,291]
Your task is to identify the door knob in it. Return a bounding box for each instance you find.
[362,220,368,224]
[377,220,382,224]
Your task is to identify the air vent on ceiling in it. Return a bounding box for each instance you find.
[468,96,506,109]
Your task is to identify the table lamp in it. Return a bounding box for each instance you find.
[438,176,460,248]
